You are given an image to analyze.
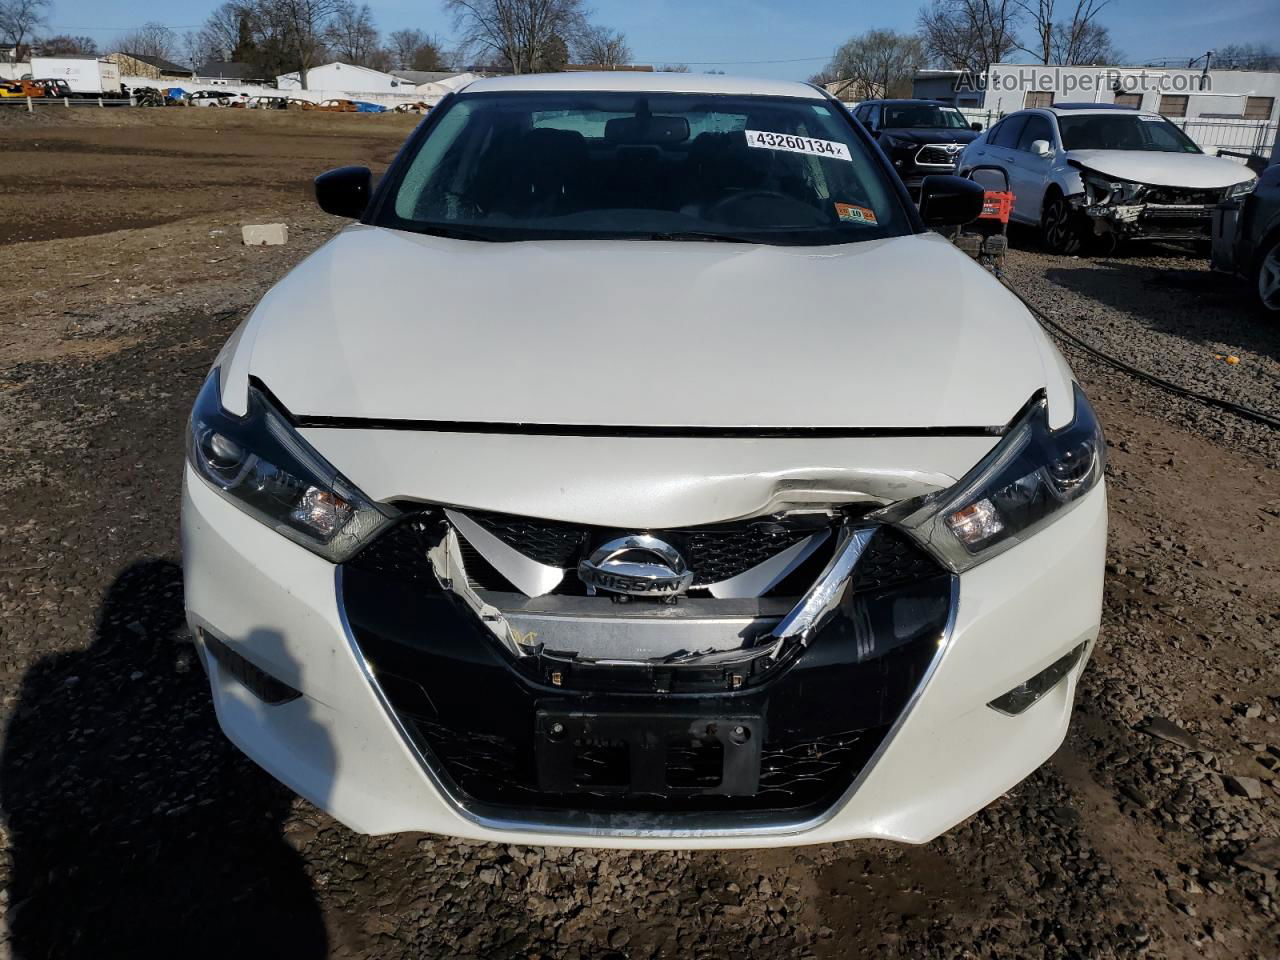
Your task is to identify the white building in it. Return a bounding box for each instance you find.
[979,63,1279,121]
[276,62,410,93]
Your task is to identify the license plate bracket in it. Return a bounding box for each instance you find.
[535,710,763,797]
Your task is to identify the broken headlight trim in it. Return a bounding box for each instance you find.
[1081,171,1141,206]
[876,384,1104,573]
[1224,179,1257,200]
[187,370,395,561]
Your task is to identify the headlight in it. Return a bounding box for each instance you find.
[880,385,1104,572]
[187,371,394,561]
[1224,179,1257,200]
[1081,172,1140,206]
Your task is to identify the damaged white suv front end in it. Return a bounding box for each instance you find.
[960,105,1256,254]
[182,72,1108,848]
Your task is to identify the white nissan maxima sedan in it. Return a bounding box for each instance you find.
[182,72,1107,849]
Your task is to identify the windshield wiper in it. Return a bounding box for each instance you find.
[643,231,754,243]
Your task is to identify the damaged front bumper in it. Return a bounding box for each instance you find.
[1071,169,1250,243]
[182,449,1108,847]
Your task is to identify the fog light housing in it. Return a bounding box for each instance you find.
[988,643,1087,716]
[201,631,302,705]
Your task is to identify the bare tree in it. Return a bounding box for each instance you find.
[918,0,1020,76]
[1051,19,1119,64]
[813,29,926,99]
[1215,42,1280,71]
[388,28,448,71]
[325,1,382,67]
[1046,0,1114,64]
[259,0,341,87]
[445,0,587,74]
[575,24,630,67]
[657,63,690,73]
[0,0,51,58]
[200,2,250,61]
[39,34,98,56]
[118,22,179,61]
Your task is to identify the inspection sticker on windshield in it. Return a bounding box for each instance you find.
[744,130,852,161]
[835,202,877,225]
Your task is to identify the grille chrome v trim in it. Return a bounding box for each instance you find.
[336,558,961,839]
[446,508,564,597]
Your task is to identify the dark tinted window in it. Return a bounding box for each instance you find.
[881,104,970,129]
[1058,114,1201,153]
[1015,114,1054,151]
[380,90,911,246]
[991,114,1028,148]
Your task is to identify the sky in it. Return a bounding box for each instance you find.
[41,0,1280,80]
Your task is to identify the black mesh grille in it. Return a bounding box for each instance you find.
[347,517,438,584]
[467,511,585,568]
[349,515,942,595]
[404,713,882,813]
[851,528,940,594]
[466,510,819,587]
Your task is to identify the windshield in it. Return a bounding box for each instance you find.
[881,104,970,129]
[379,90,910,245]
[1058,114,1201,153]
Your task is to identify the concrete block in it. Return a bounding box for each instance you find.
[242,223,289,246]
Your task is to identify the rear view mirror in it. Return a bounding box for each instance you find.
[1031,139,1053,158]
[970,121,983,131]
[315,165,372,219]
[918,175,985,227]
[604,115,690,144]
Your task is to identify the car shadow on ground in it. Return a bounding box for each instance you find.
[0,559,330,958]
[1040,255,1280,365]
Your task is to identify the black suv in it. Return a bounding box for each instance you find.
[852,99,983,195]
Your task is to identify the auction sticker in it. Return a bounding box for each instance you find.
[835,202,878,225]
[744,129,852,161]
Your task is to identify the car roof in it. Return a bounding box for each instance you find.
[461,71,825,100]
[1043,105,1159,117]
[861,98,952,106]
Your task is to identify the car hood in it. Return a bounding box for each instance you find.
[1067,149,1254,189]
[881,128,979,145]
[233,226,1060,430]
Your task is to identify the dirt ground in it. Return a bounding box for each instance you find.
[0,108,1277,960]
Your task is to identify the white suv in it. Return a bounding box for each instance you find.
[182,72,1106,849]
[959,103,1256,253]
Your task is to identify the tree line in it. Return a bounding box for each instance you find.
[812,0,1129,99]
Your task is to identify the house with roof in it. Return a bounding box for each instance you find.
[107,52,194,80]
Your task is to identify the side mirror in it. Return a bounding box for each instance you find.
[970,121,983,132]
[1031,139,1053,158]
[315,165,372,219]
[918,175,985,227]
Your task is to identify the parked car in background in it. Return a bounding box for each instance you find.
[32,78,73,98]
[851,99,982,195]
[317,98,360,112]
[183,72,1106,850]
[187,90,232,107]
[1212,161,1280,313]
[958,104,1257,254]
[0,78,46,98]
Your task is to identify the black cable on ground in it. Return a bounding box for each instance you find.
[999,277,1280,431]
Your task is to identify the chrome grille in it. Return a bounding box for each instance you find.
[915,144,960,167]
